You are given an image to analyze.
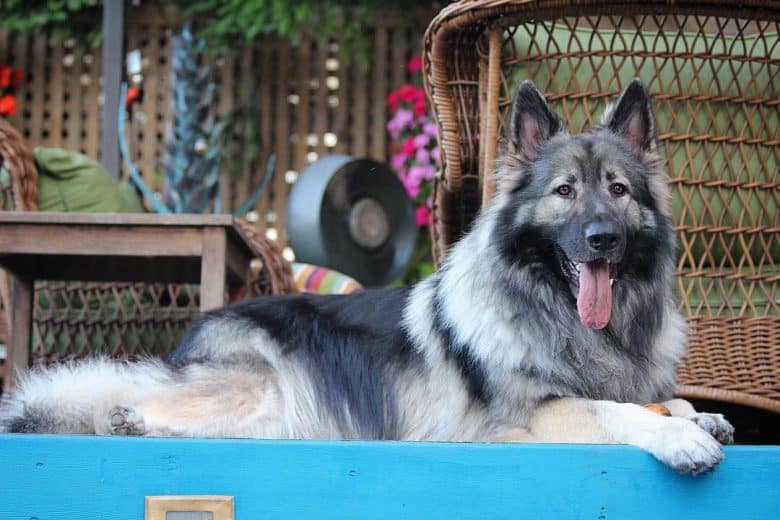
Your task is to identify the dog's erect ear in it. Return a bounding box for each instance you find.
[507,80,566,159]
[603,79,658,156]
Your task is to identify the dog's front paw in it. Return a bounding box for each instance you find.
[689,413,734,445]
[107,405,146,436]
[649,417,723,475]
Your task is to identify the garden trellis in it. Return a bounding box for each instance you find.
[0,5,430,244]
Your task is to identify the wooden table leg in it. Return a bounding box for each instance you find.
[5,276,33,391]
[200,227,227,312]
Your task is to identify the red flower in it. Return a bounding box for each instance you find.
[402,137,417,156]
[413,98,427,117]
[400,85,416,103]
[415,204,432,228]
[0,95,17,117]
[12,69,23,88]
[126,85,143,108]
[0,65,11,89]
[407,56,423,74]
[387,91,401,111]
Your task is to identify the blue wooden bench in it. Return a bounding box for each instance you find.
[1,434,778,519]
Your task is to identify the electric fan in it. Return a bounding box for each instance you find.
[287,155,417,286]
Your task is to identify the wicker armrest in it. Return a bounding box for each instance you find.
[233,218,297,296]
[0,118,38,211]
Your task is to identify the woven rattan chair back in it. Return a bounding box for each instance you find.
[424,0,780,412]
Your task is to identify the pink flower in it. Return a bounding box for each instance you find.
[387,109,413,139]
[395,108,413,126]
[408,165,436,184]
[413,134,430,148]
[415,204,432,227]
[424,122,438,137]
[391,152,407,170]
[431,146,441,164]
[403,176,420,198]
[408,165,425,183]
[415,147,430,165]
[408,56,423,74]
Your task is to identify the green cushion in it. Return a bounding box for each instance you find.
[118,181,145,213]
[34,147,144,213]
[0,162,13,211]
[509,26,779,265]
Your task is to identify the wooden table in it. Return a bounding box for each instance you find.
[0,212,257,387]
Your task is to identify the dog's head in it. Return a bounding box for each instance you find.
[493,79,672,329]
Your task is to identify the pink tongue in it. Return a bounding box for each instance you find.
[577,262,613,329]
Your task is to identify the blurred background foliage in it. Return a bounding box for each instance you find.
[0,0,449,66]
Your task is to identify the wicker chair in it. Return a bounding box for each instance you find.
[0,117,295,378]
[424,1,779,413]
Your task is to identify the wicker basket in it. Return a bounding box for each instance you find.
[0,117,295,371]
[424,0,780,412]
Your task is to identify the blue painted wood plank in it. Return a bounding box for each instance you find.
[0,435,778,519]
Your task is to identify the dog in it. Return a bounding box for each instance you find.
[0,79,733,475]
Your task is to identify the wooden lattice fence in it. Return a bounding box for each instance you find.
[0,7,430,248]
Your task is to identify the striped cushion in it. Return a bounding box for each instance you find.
[292,263,363,294]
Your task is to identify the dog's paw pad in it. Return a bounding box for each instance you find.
[108,405,146,436]
[689,413,735,445]
[651,417,724,475]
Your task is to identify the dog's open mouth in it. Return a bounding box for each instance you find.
[556,248,617,330]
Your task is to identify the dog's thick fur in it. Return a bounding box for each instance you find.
[0,80,733,474]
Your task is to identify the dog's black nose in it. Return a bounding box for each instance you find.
[585,220,622,255]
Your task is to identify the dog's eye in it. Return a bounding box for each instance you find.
[555,185,572,197]
[610,183,627,196]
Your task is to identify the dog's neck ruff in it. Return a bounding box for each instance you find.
[403,205,683,407]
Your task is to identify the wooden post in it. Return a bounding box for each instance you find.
[101,0,124,178]
[5,276,33,391]
[481,28,502,207]
[200,227,227,311]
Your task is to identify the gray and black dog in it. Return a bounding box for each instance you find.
[0,79,733,474]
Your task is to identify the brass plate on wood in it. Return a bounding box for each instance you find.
[145,496,234,520]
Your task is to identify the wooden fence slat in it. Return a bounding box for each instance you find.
[13,35,30,133]
[351,54,368,157]
[85,48,101,161]
[236,45,254,209]
[272,39,291,244]
[28,35,46,145]
[0,30,8,62]
[157,31,175,202]
[313,40,328,158]
[370,25,388,161]
[391,27,407,93]
[66,46,84,153]
[333,43,349,155]
[294,38,311,176]
[139,26,161,191]
[257,38,273,217]
[48,39,64,148]
[218,52,236,211]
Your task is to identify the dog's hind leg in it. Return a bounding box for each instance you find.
[0,358,175,434]
[98,362,286,439]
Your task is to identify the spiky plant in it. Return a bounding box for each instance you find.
[164,23,224,213]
